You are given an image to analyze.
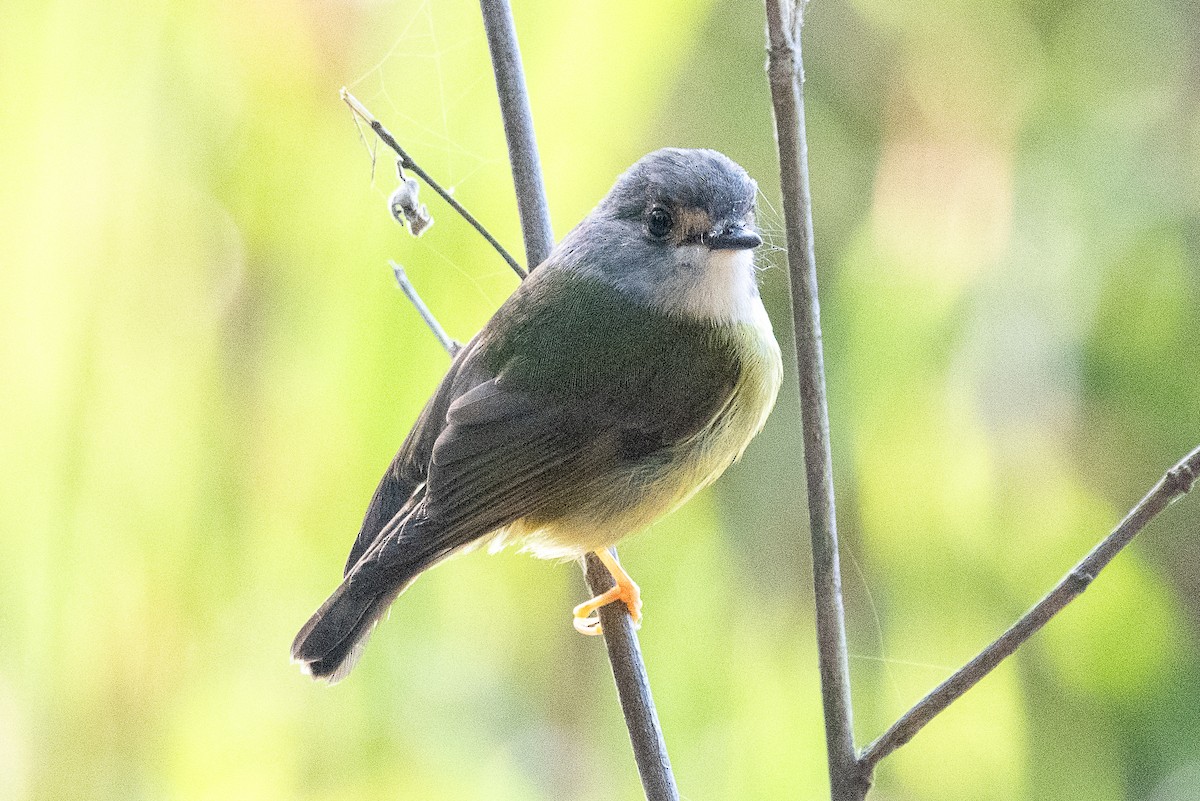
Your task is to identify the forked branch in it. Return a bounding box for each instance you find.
[859,444,1200,772]
[763,2,1200,798]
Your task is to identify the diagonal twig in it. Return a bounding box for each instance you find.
[859,444,1200,772]
[389,261,461,358]
[342,88,527,279]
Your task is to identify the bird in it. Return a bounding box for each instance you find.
[292,147,783,683]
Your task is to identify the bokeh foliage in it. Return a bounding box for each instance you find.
[1,0,1198,799]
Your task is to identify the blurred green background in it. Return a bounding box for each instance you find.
[2,0,1198,798]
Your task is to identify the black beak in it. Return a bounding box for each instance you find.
[705,224,763,251]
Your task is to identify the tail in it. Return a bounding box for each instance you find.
[289,570,418,684]
[292,512,467,684]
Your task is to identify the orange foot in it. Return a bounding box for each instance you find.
[573,548,642,636]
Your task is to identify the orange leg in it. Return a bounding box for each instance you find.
[572,548,642,636]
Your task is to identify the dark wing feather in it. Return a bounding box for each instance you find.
[351,380,610,578]
[354,345,743,584]
[344,270,747,574]
[343,336,494,573]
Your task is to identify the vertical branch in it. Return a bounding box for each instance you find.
[478,2,679,799]
[479,0,555,268]
[763,1,864,799]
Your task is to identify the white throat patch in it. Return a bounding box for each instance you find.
[661,246,769,327]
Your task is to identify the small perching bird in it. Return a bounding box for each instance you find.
[292,148,783,683]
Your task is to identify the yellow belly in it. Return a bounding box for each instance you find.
[492,315,783,560]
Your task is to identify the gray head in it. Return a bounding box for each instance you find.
[555,148,764,324]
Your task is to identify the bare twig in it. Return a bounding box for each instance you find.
[478,2,678,799]
[763,2,861,799]
[478,0,555,268]
[860,444,1200,772]
[389,261,461,357]
[585,551,680,801]
[342,88,527,279]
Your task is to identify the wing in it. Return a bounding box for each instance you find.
[344,267,745,573]
[343,335,494,573]
[352,368,725,580]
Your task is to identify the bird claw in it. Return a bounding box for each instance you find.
[573,612,604,636]
[572,550,642,636]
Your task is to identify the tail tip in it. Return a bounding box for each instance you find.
[290,634,370,686]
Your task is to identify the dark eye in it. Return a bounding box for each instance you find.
[646,207,672,238]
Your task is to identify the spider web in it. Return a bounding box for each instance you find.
[343,0,517,303]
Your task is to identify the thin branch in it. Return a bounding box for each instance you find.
[585,551,680,801]
[860,444,1200,772]
[478,3,678,799]
[478,0,555,268]
[342,88,527,279]
[763,2,862,800]
[389,261,461,358]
